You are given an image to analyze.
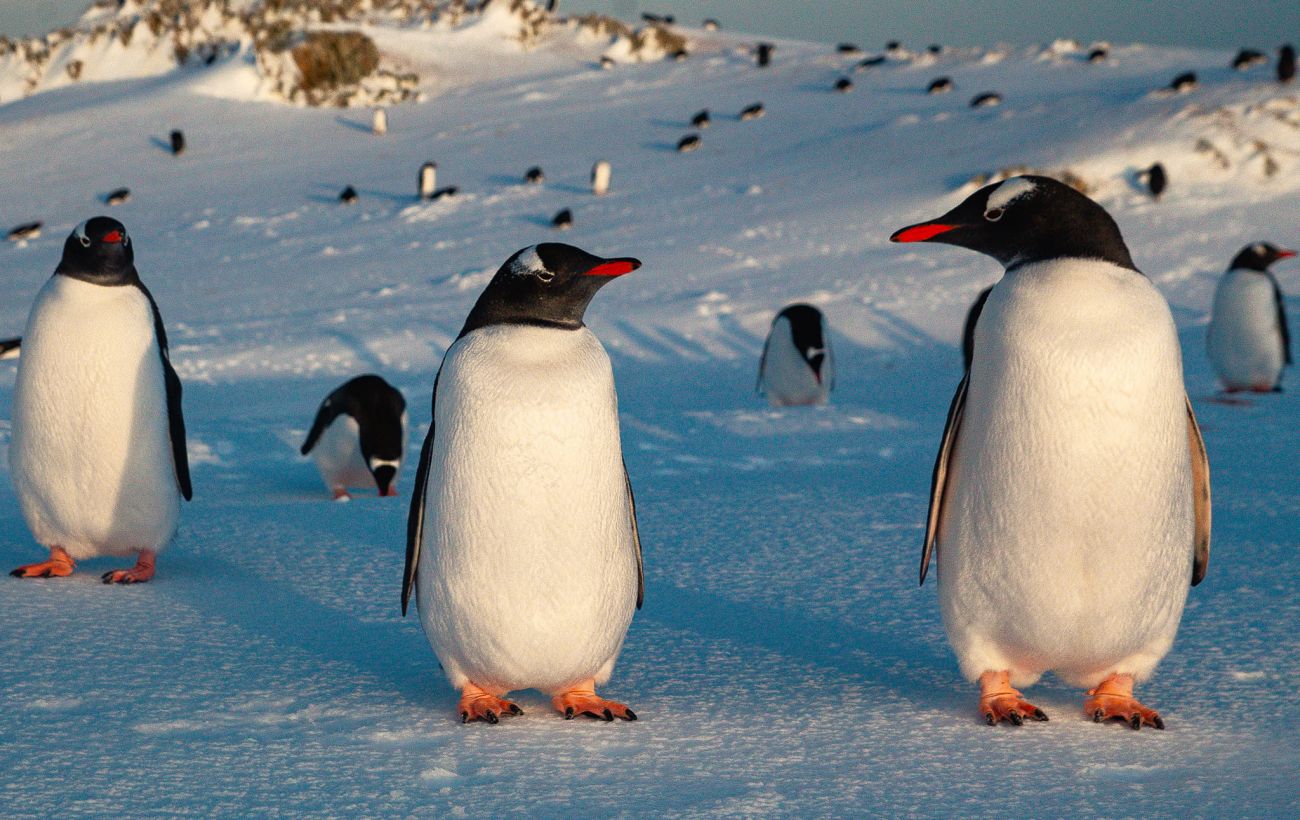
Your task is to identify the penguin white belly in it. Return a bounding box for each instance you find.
[940,261,1194,688]
[9,276,180,560]
[760,318,828,406]
[417,325,639,694]
[1207,270,1284,390]
[310,416,374,491]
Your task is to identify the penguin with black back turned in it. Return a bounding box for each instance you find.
[170,130,185,155]
[301,374,408,500]
[403,243,645,725]
[9,217,191,584]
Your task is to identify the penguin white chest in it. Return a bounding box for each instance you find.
[760,318,829,406]
[310,416,373,491]
[1207,270,1285,390]
[942,261,1194,687]
[417,325,638,694]
[9,276,180,559]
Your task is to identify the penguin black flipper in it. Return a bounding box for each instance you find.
[1270,273,1292,365]
[402,370,440,616]
[962,286,993,372]
[922,374,968,585]
[140,283,192,501]
[755,327,772,393]
[623,459,644,609]
[300,389,349,456]
[1186,397,1211,586]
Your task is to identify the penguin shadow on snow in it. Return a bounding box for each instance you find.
[147,135,173,154]
[333,114,375,135]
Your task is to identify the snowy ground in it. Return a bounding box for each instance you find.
[0,22,1298,817]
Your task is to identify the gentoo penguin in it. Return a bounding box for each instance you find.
[834,77,854,93]
[169,129,185,156]
[340,186,358,204]
[1278,44,1295,83]
[1168,71,1198,92]
[891,176,1211,729]
[691,109,710,128]
[970,92,1002,108]
[1143,163,1167,200]
[7,222,42,241]
[676,134,702,153]
[0,336,20,359]
[927,77,953,94]
[757,304,833,406]
[1207,242,1294,392]
[105,187,131,205]
[9,217,191,584]
[1087,46,1108,63]
[552,208,573,230]
[960,285,994,371]
[402,243,644,724]
[301,374,408,500]
[756,42,773,67]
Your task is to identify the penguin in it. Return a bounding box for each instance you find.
[757,304,833,406]
[1087,46,1108,63]
[301,375,407,500]
[702,18,719,32]
[169,129,185,156]
[340,185,358,204]
[739,102,765,121]
[419,162,437,200]
[402,243,644,724]
[837,43,862,55]
[691,109,710,129]
[834,77,854,93]
[1207,242,1294,392]
[598,55,615,70]
[1,337,20,359]
[552,208,573,230]
[591,160,611,196]
[970,92,1002,108]
[7,222,42,241]
[671,49,689,62]
[430,186,459,201]
[1232,48,1266,70]
[372,107,388,136]
[524,166,545,184]
[857,55,886,70]
[756,42,773,67]
[9,217,191,584]
[890,176,1211,729]
[1280,45,1296,83]
[1168,71,1198,92]
[104,188,131,205]
[676,134,702,153]
[927,77,953,94]
[1143,163,1167,200]
[961,285,994,371]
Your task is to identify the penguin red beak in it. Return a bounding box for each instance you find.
[1279,249,1298,259]
[890,223,958,243]
[584,258,641,277]
[101,230,124,244]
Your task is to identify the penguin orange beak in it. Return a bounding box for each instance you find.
[584,258,641,277]
[101,230,123,244]
[1279,249,1297,259]
[890,223,958,243]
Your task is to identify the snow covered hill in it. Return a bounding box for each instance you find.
[0,7,1297,815]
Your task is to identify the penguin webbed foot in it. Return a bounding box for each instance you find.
[10,547,75,579]
[101,550,156,585]
[1084,674,1164,730]
[978,670,1049,727]
[458,684,523,725]
[551,680,637,722]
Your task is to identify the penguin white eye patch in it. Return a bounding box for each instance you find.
[74,221,91,247]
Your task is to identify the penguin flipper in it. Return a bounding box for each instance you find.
[140,284,192,501]
[1270,274,1291,365]
[755,325,772,394]
[300,393,346,456]
[922,375,968,585]
[623,459,644,610]
[1186,396,1211,586]
[402,370,441,616]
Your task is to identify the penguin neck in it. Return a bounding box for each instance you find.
[457,286,601,339]
[457,311,584,339]
[54,264,141,288]
[1005,249,1140,276]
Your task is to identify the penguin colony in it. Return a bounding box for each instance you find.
[3,29,1295,736]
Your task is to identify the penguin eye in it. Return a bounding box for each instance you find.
[535,269,555,284]
[984,207,1005,222]
[78,234,92,247]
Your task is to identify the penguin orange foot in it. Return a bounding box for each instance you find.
[10,546,75,578]
[552,679,637,722]
[1085,673,1164,730]
[102,550,156,584]
[459,683,522,724]
[978,670,1048,726]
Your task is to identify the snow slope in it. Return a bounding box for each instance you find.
[1,22,1298,817]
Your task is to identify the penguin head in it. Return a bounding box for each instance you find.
[1230,242,1296,272]
[349,375,406,496]
[459,243,641,336]
[56,217,137,285]
[890,175,1136,272]
[776,304,829,384]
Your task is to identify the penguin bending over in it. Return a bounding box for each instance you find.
[891,176,1210,729]
[403,243,644,724]
[301,374,407,500]
[9,217,191,583]
[1207,242,1293,393]
[757,303,833,406]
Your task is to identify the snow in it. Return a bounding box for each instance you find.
[1,17,1298,817]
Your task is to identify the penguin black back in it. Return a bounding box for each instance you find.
[775,304,827,362]
[301,374,407,490]
[1146,163,1167,199]
[1279,45,1296,83]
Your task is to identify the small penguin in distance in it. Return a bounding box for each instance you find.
[9,217,191,584]
[524,166,545,184]
[1207,242,1294,393]
[834,77,854,93]
[1168,71,1198,92]
[927,77,953,94]
[1142,163,1167,200]
[0,336,20,359]
[552,208,573,230]
[340,186,359,204]
[676,134,702,152]
[1279,45,1296,83]
[169,129,185,155]
[1232,49,1266,70]
[891,176,1210,730]
[970,92,1002,108]
[739,102,765,121]
[757,304,834,406]
[301,375,408,500]
[7,221,42,241]
[105,188,131,205]
[403,243,645,725]
[691,109,710,128]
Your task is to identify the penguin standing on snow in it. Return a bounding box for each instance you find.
[1207,242,1294,392]
[9,217,191,583]
[301,374,408,500]
[403,243,644,725]
[757,304,833,406]
[891,176,1210,729]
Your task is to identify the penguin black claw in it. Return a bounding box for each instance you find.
[622,708,637,721]
[461,711,470,723]
[485,710,499,724]
[1093,709,1105,723]
[9,569,23,578]
[1033,708,1048,721]
[508,704,523,716]
[1008,711,1024,726]
[1153,715,1165,730]
[564,706,575,720]
[1129,714,1141,730]
[602,708,614,722]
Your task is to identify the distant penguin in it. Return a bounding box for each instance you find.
[599,55,615,70]
[961,285,994,371]
[372,107,388,136]
[927,77,953,94]
[552,208,573,230]
[1143,163,1167,200]
[838,43,862,55]
[169,130,185,156]
[857,55,886,69]
[671,49,689,62]
[1169,71,1198,92]
[105,188,131,206]
[301,375,408,500]
[0,337,20,360]
[524,166,545,184]
[885,40,902,52]
[1232,48,1266,70]
[757,304,834,406]
[402,243,644,724]
[1087,46,1109,63]
[430,186,459,201]
[756,42,773,67]
[739,102,765,121]
[340,185,359,204]
[970,92,1002,108]
[834,77,854,93]
[9,217,191,584]
[419,162,437,200]
[1280,44,1296,83]
[1207,242,1295,392]
[591,160,611,196]
[677,134,702,152]
[891,175,1210,730]
[702,18,719,31]
[7,222,42,241]
[927,44,943,54]
[691,109,710,128]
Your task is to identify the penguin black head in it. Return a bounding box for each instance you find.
[774,304,829,383]
[56,217,137,285]
[890,175,1137,273]
[1230,242,1296,272]
[458,243,641,337]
